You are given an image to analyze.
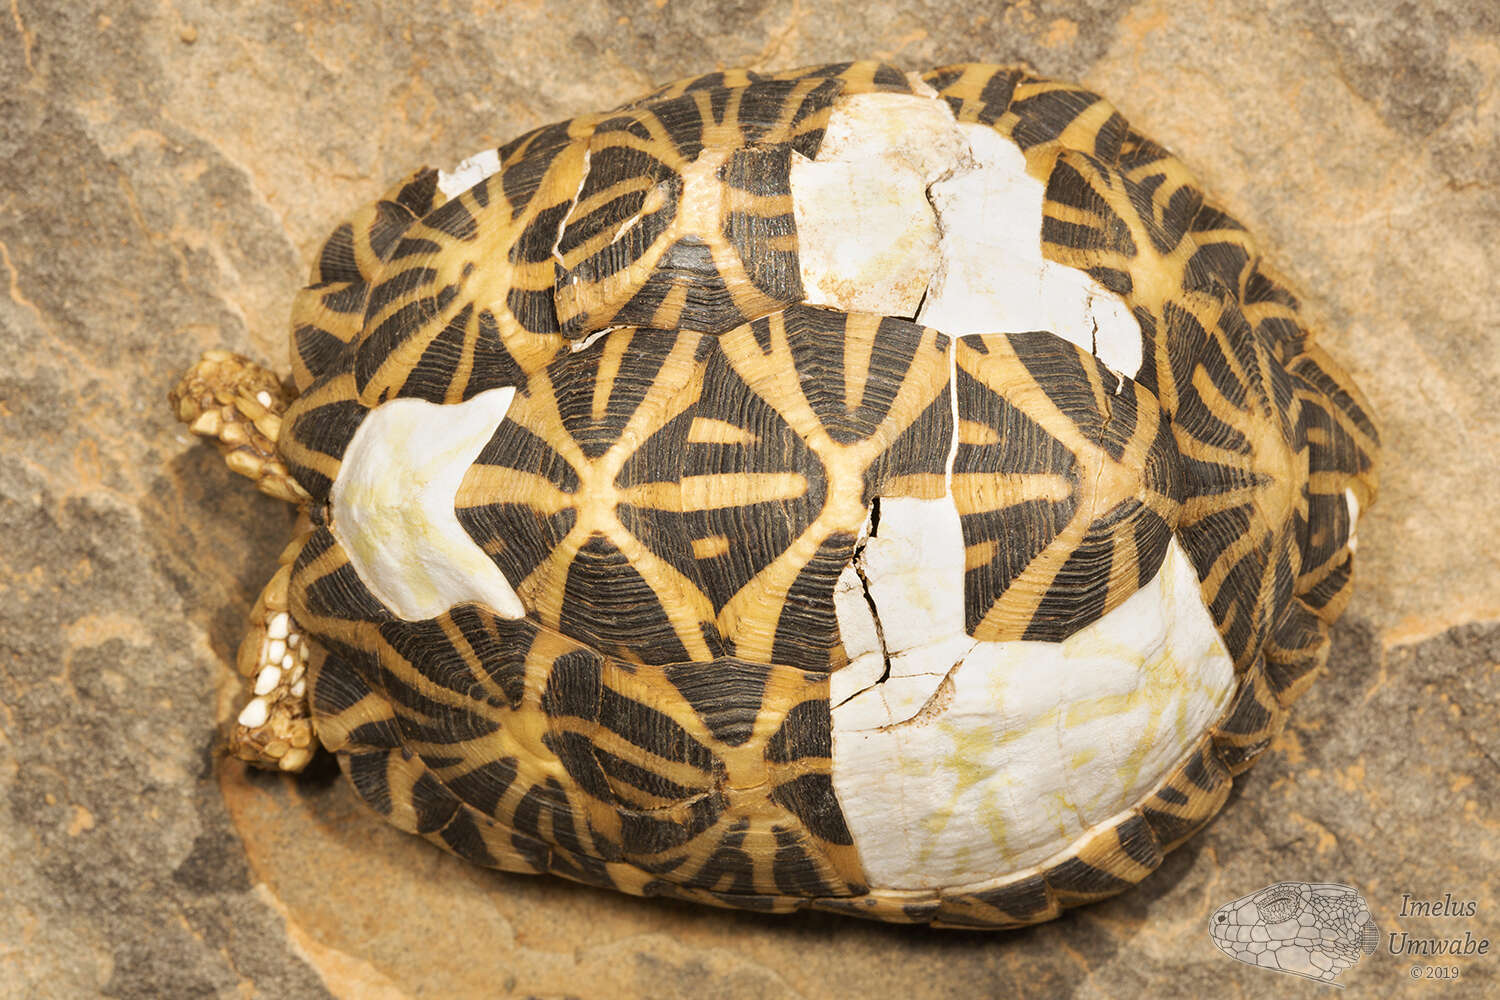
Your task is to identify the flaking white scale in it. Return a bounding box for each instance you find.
[237,696,269,729]
[253,665,282,696]
[436,148,502,200]
[830,495,973,725]
[790,93,961,317]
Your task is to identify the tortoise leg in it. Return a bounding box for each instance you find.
[169,350,310,505]
[171,351,320,770]
[227,520,318,772]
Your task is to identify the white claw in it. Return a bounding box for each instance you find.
[267,612,290,640]
[266,639,286,664]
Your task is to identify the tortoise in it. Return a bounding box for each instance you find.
[170,61,1379,929]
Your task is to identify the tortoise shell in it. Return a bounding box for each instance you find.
[195,61,1380,929]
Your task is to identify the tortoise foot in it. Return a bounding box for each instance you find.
[227,529,317,772]
[170,350,309,504]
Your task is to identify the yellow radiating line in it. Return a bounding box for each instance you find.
[621,472,807,511]
[681,472,807,510]
[519,525,588,630]
[649,279,688,329]
[522,373,589,472]
[591,330,632,422]
[446,301,485,405]
[958,418,1002,446]
[969,509,1092,641]
[958,336,1095,458]
[842,314,881,414]
[1178,488,1260,525]
[598,332,706,479]
[691,535,730,559]
[686,417,759,446]
[1042,199,1106,229]
[718,314,832,446]
[879,472,948,499]
[1188,518,1267,600]
[456,465,574,516]
[950,472,1073,511]
[964,538,998,571]
[1053,96,1118,159]
[565,169,658,221]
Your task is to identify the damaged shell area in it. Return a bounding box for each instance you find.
[266,61,1379,927]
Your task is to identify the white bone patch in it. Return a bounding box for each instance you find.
[919,124,1143,377]
[790,94,965,316]
[437,148,502,199]
[791,93,1143,379]
[1345,487,1361,553]
[330,387,525,621]
[830,539,1236,889]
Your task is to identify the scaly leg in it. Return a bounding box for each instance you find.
[172,350,319,770]
[169,350,309,504]
[228,520,318,771]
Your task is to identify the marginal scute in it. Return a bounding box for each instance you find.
[290,169,444,392]
[218,59,1383,930]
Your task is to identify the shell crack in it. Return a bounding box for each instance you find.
[833,498,892,710]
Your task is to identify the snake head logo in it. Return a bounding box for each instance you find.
[1210,882,1379,986]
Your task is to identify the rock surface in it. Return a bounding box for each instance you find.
[2,2,1496,998]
